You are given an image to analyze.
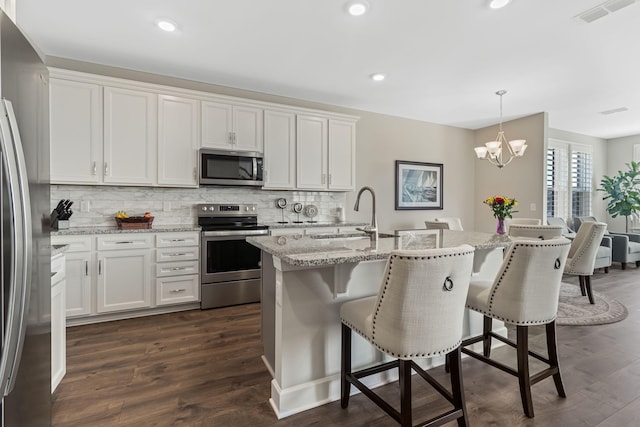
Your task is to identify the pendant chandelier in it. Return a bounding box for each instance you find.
[474,90,527,168]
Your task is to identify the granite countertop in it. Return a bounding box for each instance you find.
[263,221,367,229]
[51,244,69,256]
[247,229,512,267]
[51,225,201,236]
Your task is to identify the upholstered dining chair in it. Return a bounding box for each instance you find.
[425,220,449,230]
[435,217,464,231]
[340,245,475,427]
[547,217,576,238]
[574,216,637,270]
[564,221,607,304]
[504,218,541,233]
[508,224,563,240]
[461,237,571,418]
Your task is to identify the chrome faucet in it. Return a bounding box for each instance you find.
[354,186,378,242]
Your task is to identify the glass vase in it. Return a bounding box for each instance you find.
[496,218,506,235]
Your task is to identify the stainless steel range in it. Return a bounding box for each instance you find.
[198,203,269,309]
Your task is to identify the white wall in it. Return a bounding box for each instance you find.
[473,113,547,233]
[346,113,476,233]
[605,134,640,232]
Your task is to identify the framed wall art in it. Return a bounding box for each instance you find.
[395,160,443,210]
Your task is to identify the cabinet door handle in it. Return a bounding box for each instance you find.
[104,162,109,176]
[92,161,97,175]
[168,253,187,257]
[115,241,134,244]
[170,239,185,242]
[85,260,89,276]
[170,267,186,271]
[169,288,186,294]
[98,260,102,275]
[322,173,326,184]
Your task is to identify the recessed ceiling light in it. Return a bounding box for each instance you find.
[370,73,385,82]
[489,0,512,9]
[156,19,177,32]
[347,1,370,16]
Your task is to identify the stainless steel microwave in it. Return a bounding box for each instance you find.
[199,148,264,187]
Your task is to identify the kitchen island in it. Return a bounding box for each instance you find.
[247,230,511,419]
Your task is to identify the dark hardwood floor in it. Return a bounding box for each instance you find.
[53,265,640,426]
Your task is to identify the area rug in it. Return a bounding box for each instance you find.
[556,283,628,326]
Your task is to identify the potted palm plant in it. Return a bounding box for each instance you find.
[598,160,640,232]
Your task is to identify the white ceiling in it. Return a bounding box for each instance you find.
[16,0,640,139]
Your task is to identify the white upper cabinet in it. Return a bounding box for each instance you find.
[50,78,103,184]
[158,95,199,187]
[296,115,328,190]
[48,69,357,190]
[263,110,296,189]
[201,101,263,152]
[328,120,356,190]
[103,87,157,185]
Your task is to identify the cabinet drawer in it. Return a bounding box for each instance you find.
[155,260,199,277]
[156,275,199,305]
[51,235,93,253]
[97,234,153,251]
[156,232,199,248]
[156,246,199,263]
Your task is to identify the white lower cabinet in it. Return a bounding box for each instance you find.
[51,253,66,393]
[53,232,199,324]
[97,248,152,313]
[51,236,93,318]
[154,232,200,306]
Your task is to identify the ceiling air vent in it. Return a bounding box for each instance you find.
[574,0,637,23]
[603,0,636,12]
[576,7,609,23]
[599,107,629,115]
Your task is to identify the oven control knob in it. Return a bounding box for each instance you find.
[244,206,249,211]
[201,206,207,211]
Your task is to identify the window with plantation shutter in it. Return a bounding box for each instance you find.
[547,140,591,224]
[546,143,569,219]
[571,149,592,217]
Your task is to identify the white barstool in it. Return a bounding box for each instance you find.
[564,221,607,304]
[461,237,571,418]
[340,245,475,427]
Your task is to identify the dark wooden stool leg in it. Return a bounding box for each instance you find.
[449,347,469,427]
[483,316,492,357]
[399,359,412,427]
[341,323,352,408]
[604,267,609,273]
[622,263,627,270]
[584,275,595,304]
[546,320,566,398]
[444,351,450,373]
[578,276,586,296]
[517,325,534,418]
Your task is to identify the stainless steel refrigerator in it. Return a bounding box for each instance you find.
[0,10,50,427]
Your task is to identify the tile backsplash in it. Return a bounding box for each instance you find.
[51,185,348,228]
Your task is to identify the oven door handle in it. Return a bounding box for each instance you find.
[202,229,269,238]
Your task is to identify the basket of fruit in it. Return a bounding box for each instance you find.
[115,211,154,229]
